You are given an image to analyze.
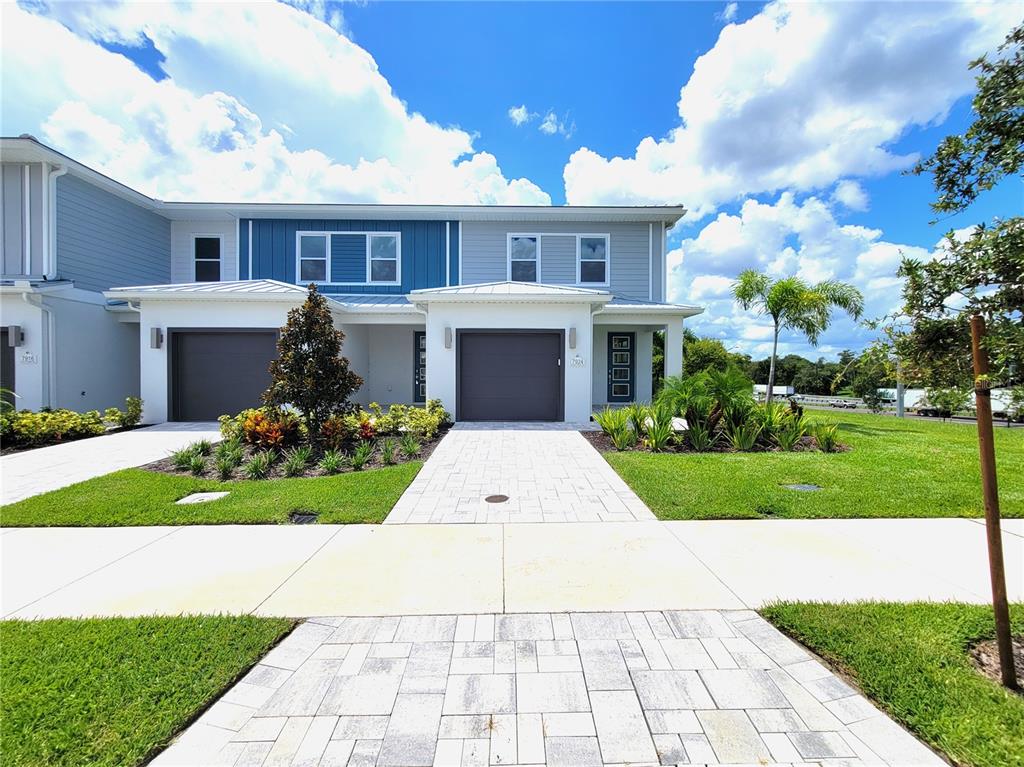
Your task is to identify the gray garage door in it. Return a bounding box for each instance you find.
[171,330,278,421]
[458,331,563,421]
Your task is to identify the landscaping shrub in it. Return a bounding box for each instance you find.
[403,399,451,439]
[241,408,301,450]
[320,414,353,450]
[282,446,313,477]
[188,453,206,476]
[379,437,398,465]
[103,397,144,429]
[811,420,840,452]
[318,449,346,475]
[191,439,213,457]
[399,432,421,458]
[643,406,676,452]
[3,408,106,447]
[594,406,630,436]
[609,423,638,451]
[775,414,808,451]
[357,416,376,441]
[686,421,718,452]
[171,447,197,471]
[214,453,237,480]
[726,420,762,451]
[623,403,649,437]
[243,450,276,480]
[350,441,374,471]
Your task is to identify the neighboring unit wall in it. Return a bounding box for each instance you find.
[239,218,456,293]
[1,163,45,277]
[55,174,171,291]
[0,288,139,412]
[592,326,654,406]
[170,219,238,283]
[460,221,654,299]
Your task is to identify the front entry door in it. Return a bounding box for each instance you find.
[607,332,635,403]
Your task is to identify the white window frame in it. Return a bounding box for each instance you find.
[192,234,223,282]
[576,233,611,287]
[295,231,331,285]
[507,233,541,283]
[365,232,402,286]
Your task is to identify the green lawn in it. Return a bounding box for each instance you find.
[762,602,1024,767]
[604,412,1023,519]
[0,615,293,767]
[0,462,420,527]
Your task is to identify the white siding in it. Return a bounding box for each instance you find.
[460,221,652,299]
[170,219,238,283]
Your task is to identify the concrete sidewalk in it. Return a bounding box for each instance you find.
[0,421,221,504]
[3,519,1021,619]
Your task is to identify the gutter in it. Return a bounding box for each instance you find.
[22,292,55,408]
[45,164,68,280]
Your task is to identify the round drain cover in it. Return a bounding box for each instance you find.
[485,494,509,504]
[782,483,822,492]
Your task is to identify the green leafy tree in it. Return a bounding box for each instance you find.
[264,284,363,447]
[733,271,864,402]
[898,21,1023,387]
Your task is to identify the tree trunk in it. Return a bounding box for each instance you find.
[766,325,780,404]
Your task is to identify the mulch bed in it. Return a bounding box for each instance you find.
[143,425,449,481]
[970,636,1024,693]
[581,430,835,454]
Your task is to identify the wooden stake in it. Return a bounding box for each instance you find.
[969,314,1018,690]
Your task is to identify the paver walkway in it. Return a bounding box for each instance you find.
[0,421,220,504]
[152,610,943,767]
[386,425,653,524]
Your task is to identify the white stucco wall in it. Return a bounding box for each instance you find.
[368,325,420,406]
[423,301,595,422]
[0,294,45,411]
[592,325,654,406]
[337,323,370,406]
[0,288,138,413]
[137,299,300,423]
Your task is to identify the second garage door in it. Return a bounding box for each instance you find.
[171,330,278,421]
[458,331,563,421]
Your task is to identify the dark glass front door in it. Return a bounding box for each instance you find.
[414,331,426,403]
[607,332,635,403]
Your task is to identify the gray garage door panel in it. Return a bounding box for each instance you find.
[458,332,562,422]
[171,331,278,421]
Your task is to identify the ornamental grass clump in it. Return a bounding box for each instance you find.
[726,420,762,452]
[244,450,276,480]
[350,441,374,471]
[171,446,197,471]
[379,438,398,466]
[188,452,206,476]
[623,403,650,437]
[775,414,808,451]
[643,405,676,452]
[811,420,840,453]
[399,432,421,458]
[282,446,313,477]
[318,449,346,475]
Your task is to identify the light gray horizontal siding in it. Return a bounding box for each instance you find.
[56,174,170,292]
[540,235,575,283]
[460,221,652,300]
[1,163,45,276]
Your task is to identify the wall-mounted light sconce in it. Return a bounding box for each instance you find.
[5,326,23,347]
[150,327,164,349]
[568,327,577,350]
[444,327,453,349]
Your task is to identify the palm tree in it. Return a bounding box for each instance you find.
[733,270,864,403]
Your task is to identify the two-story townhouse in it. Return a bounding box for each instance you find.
[1,136,701,424]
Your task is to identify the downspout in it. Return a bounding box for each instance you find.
[22,292,55,408]
[45,164,68,280]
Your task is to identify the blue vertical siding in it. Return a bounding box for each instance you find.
[332,234,366,282]
[247,219,450,293]
[238,219,249,279]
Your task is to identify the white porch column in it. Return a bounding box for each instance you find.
[664,317,684,380]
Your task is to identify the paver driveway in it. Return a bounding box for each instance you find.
[153,610,942,767]
[385,424,654,524]
[0,421,220,504]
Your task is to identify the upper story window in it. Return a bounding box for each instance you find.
[508,235,538,282]
[578,234,609,285]
[194,236,221,282]
[298,233,328,283]
[368,233,400,284]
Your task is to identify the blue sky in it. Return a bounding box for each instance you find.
[1,0,1020,359]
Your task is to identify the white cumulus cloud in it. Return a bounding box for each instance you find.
[833,180,869,212]
[539,110,575,139]
[671,192,934,357]
[718,3,738,23]
[1,2,551,204]
[563,1,1017,217]
[507,104,534,126]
